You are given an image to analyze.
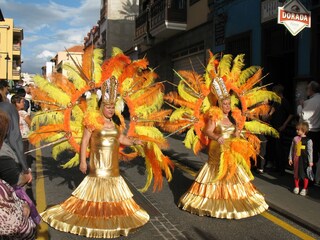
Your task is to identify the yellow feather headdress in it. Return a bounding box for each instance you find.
[164,51,280,180]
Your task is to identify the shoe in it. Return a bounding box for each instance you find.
[257,169,264,174]
[300,189,307,196]
[293,187,299,194]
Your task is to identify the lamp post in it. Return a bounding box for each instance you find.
[5,52,10,81]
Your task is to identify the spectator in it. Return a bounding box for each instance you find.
[0,110,39,239]
[17,88,31,114]
[24,84,34,111]
[0,179,37,239]
[288,121,313,196]
[266,84,295,175]
[0,93,32,183]
[297,81,320,181]
[11,94,31,154]
[0,80,9,102]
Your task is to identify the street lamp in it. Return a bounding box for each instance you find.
[5,53,10,81]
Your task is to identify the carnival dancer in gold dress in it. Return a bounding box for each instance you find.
[41,78,149,238]
[162,52,280,219]
[29,48,173,238]
[178,97,268,219]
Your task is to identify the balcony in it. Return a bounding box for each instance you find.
[135,0,187,46]
[12,68,21,81]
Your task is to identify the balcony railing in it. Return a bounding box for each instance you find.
[135,0,187,40]
[13,44,21,51]
[135,10,148,38]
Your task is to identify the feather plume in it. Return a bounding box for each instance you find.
[92,48,104,84]
[215,151,230,181]
[204,52,218,87]
[248,104,271,119]
[244,121,279,137]
[218,54,233,78]
[192,137,206,155]
[52,141,72,160]
[33,75,71,106]
[169,107,194,121]
[31,111,64,128]
[230,54,245,83]
[245,90,281,108]
[139,157,153,193]
[245,133,261,154]
[183,128,196,149]
[134,126,167,142]
[60,153,80,168]
[28,124,64,144]
[178,81,198,103]
[239,68,262,91]
[178,70,204,94]
[206,106,223,122]
[160,120,191,134]
[82,47,93,79]
[50,73,76,95]
[131,84,163,106]
[63,63,87,90]
[164,91,196,109]
[238,66,260,86]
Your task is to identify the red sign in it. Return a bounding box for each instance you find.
[278,0,311,36]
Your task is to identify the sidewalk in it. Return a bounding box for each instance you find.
[165,135,320,236]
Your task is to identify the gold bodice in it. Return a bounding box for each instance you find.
[213,120,236,139]
[89,126,120,178]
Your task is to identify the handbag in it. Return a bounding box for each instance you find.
[306,166,314,181]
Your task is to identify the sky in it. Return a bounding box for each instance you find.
[1,0,101,74]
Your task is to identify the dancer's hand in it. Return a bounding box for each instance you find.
[288,159,293,166]
[217,136,224,144]
[79,161,87,174]
[134,139,143,145]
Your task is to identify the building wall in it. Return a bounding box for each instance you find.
[56,51,83,77]
[101,0,138,58]
[211,0,314,107]
[213,0,261,65]
[187,0,210,30]
[0,19,13,82]
[142,21,213,92]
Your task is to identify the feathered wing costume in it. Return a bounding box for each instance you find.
[162,52,280,219]
[29,47,174,238]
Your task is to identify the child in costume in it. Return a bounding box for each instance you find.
[162,52,280,219]
[288,121,313,196]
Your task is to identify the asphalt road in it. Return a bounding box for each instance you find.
[28,145,319,240]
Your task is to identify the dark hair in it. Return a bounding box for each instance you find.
[97,98,121,126]
[17,88,26,97]
[0,80,9,89]
[11,94,24,105]
[0,110,9,148]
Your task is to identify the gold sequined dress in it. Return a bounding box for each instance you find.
[179,121,268,219]
[41,126,149,238]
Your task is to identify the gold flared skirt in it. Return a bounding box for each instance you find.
[41,175,149,238]
[179,162,268,219]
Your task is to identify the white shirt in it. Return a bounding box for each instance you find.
[297,93,320,132]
